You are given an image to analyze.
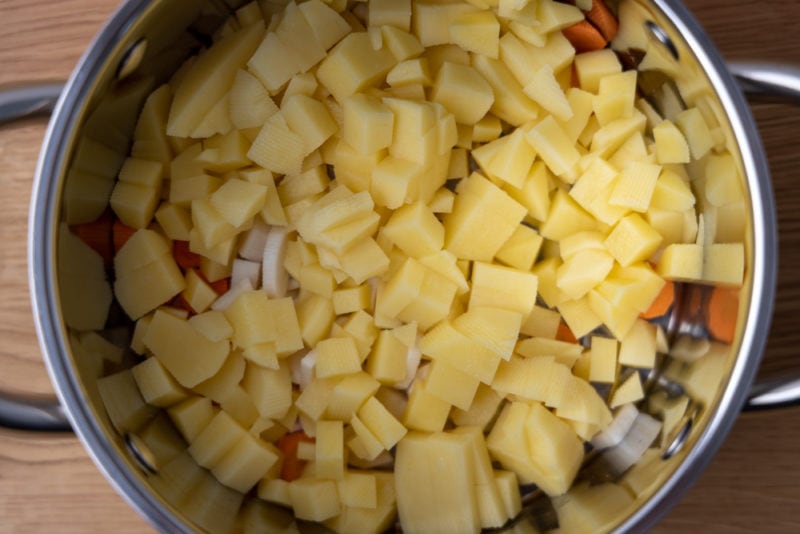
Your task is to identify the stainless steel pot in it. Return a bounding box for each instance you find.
[2,0,799,531]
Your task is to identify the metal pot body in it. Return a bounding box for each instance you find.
[27,0,778,532]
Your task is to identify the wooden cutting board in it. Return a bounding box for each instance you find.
[1,0,798,531]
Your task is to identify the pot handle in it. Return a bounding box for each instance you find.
[0,82,71,432]
[728,62,800,410]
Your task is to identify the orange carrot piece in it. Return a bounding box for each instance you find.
[641,280,675,320]
[556,321,579,344]
[277,431,315,482]
[173,240,202,270]
[70,210,114,267]
[586,0,619,41]
[707,287,739,344]
[112,219,137,254]
[563,20,608,53]
[208,277,230,296]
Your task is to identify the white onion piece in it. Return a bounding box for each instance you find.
[210,278,253,312]
[602,413,662,475]
[290,350,317,390]
[262,225,290,298]
[590,403,639,451]
[238,218,270,261]
[231,258,262,290]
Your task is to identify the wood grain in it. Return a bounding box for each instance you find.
[0,0,798,532]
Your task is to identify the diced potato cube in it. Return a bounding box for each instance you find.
[247,113,305,176]
[525,116,580,179]
[609,161,662,212]
[228,69,278,130]
[449,10,500,58]
[413,1,478,46]
[657,243,704,281]
[604,213,663,267]
[557,297,603,339]
[610,372,644,408]
[573,49,622,93]
[110,181,160,230]
[209,178,267,228]
[143,310,230,388]
[386,57,432,87]
[316,337,362,378]
[395,431,481,534]
[650,169,695,211]
[212,434,280,493]
[540,189,598,241]
[444,173,527,261]
[326,372,381,421]
[289,478,341,522]
[704,243,745,286]
[298,0,351,50]
[358,396,407,450]
[349,413,386,461]
[316,420,345,479]
[425,359,480,410]
[382,201,444,258]
[556,249,614,300]
[187,410,247,469]
[704,153,744,206]
[653,120,690,164]
[420,320,500,383]
[450,383,503,429]
[430,61,493,125]
[167,396,214,443]
[482,129,537,189]
[618,318,657,368]
[317,33,396,103]
[155,202,192,241]
[675,107,713,159]
[589,336,618,383]
[337,471,378,509]
[593,70,637,126]
[281,94,338,154]
[524,64,572,122]
[332,285,372,316]
[342,94,394,155]
[403,375,452,432]
[338,237,390,285]
[167,23,265,137]
[367,329,408,384]
[131,356,187,407]
[243,362,292,420]
[486,401,583,496]
[182,269,218,314]
[469,261,538,318]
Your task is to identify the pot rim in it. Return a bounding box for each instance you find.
[26,0,778,532]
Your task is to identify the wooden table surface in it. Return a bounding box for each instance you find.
[1,0,799,532]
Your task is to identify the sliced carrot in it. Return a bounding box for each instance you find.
[208,277,230,296]
[586,0,619,41]
[706,286,739,344]
[276,431,315,482]
[556,321,579,344]
[70,210,114,267]
[173,240,202,270]
[112,219,137,254]
[563,20,608,53]
[641,280,675,320]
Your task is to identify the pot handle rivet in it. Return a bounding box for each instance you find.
[645,20,679,61]
[116,38,147,81]
[124,432,159,475]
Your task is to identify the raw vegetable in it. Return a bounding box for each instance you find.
[67,0,751,531]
